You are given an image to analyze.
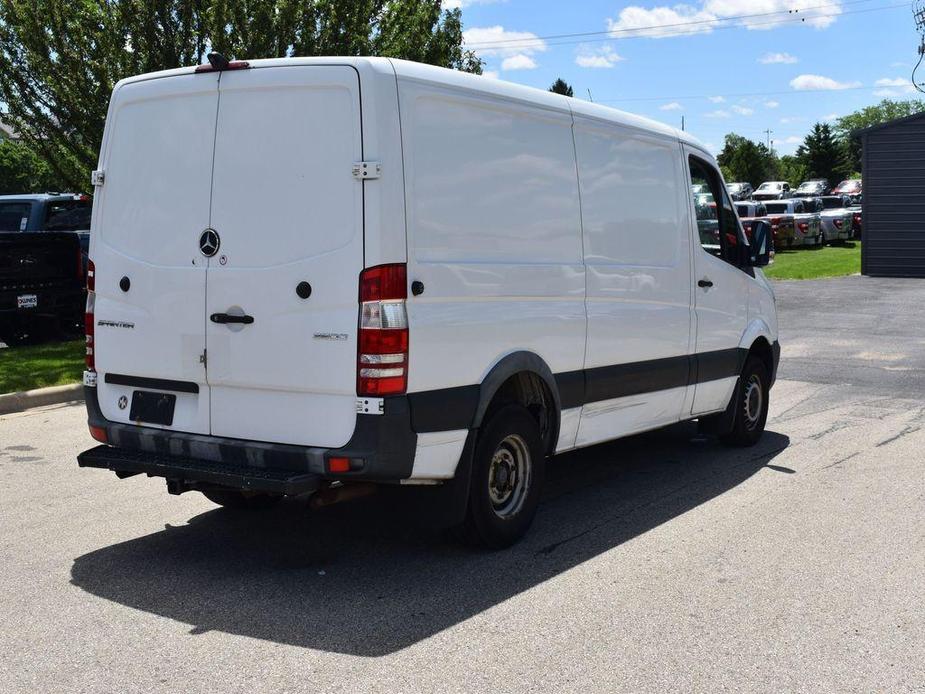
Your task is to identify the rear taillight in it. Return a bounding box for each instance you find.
[85,260,95,371]
[798,222,809,233]
[833,219,844,229]
[357,264,408,396]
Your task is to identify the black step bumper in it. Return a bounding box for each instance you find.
[78,444,321,495]
[80,385,418,491]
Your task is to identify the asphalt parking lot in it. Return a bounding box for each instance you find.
[1,275,923,692]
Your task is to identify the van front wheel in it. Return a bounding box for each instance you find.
[457,405,545,549]
[720,356,770,447]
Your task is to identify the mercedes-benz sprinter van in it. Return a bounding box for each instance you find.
[78,56,779,547]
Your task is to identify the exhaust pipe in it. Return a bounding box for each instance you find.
[310,482,378,509]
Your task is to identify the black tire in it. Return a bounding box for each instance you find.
[721,356,770,447]
[456,404,545,549]
[201,489,282,510]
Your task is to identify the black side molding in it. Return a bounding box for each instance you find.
[104,373,200,394]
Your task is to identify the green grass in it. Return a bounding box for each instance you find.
[764,242,861,280]
[0,339,84,394]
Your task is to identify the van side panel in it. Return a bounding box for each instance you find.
[572,118,693,446]
[91,74,219,435]
[400,82,586,422]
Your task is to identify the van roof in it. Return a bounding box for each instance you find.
[115,56,712,159]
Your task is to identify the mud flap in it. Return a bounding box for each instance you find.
[698,376,740,437]
[401,429,478,530]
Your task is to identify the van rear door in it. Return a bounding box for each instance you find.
[92,73,219,434]
[205,66,364,448]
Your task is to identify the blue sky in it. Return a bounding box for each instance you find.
[452,0,921,155]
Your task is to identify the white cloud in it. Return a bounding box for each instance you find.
[732,105,754,116]
[501,54,537,71]
[575,45,625,68]
[605,0,842,39]
[463,26,548,58]
[790,74,861,91]
[705,109,731,118]
[606,5,716,38]
[709,95,725,103]
[660,102,684,111]
[780,116,803,124]
[873,77,917,97]
[764,100,780,108]
[891,61,910,68]
[781,135,803,144]
[481,70,500,80]
[704,0,842,29]
[759,52,797,64]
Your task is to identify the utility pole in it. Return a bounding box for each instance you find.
[915,0,925,92]
[764,128,773,151]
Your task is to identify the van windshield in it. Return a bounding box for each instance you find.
[0,202,32,231]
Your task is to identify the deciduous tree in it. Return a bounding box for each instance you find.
[0,0,481,191]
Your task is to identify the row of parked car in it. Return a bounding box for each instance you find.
[724,179,862,249]
[728,178,863,203]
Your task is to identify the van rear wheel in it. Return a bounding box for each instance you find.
[201,489,282,510]
[720,356,770,447]
[456,404,545,549]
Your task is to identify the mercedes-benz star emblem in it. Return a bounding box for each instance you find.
[199,228,220,257]
[118,395,128,410]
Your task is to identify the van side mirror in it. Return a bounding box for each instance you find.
[748,220,772,267]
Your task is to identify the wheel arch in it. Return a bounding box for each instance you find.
[474,351,563,457]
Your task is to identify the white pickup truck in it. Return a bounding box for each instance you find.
[818,195,855,243]
[764,199,822,247]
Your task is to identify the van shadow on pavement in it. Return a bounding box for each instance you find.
[70,424,789,657]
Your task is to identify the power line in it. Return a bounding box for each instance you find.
[465,1,909,50]
[593,83,900,105]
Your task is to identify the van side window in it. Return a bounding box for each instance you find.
[688,157,741,267]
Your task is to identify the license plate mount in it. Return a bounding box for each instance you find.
[129,391,177,426]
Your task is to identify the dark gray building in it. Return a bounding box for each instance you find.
[858,111,925,278]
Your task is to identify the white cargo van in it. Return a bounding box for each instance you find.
[78,55,780,547]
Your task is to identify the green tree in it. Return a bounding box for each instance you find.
[835,98,925,173]
[796,122,848,187]
[0,139,65,194]
[549,78,574,97]
[716,133,775,186]
[0,0,482,191]
[777,155,808,188]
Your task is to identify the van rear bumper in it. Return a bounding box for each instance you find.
[79,386,417,491]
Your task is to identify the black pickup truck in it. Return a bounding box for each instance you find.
[0,231,85,344]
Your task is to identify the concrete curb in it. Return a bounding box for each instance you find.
[0,383,84,416]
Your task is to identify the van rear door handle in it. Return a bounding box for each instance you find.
[210,313,254,325]
[698,279,714,288]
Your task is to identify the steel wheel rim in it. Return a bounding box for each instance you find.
[488,434,531,519]
[743,375,764,431]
